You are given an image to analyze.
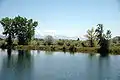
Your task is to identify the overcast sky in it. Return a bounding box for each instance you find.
[0,0,120,37]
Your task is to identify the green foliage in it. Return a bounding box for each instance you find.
[85,27,96,47]
[56,40,64,46]
[0,16,38,46]
[69,44,77,52]
[14,16,38,45]
[95,24,112,56]
[0,17,15,46]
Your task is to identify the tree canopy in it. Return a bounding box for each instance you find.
[0,16,38,45]
[95,24,112,56]
[0,17,15,45]
[85,27,96,47]
[13,16,38,45]
[44,35,54,45]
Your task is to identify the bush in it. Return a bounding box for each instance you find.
[57,40,64,46]
[69,44,76,52]
[44,35,54,45]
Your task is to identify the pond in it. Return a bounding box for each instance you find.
[0,49,120,80]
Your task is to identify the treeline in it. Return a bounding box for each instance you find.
[0,16,119,56]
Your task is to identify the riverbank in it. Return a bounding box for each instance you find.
[1,39,120,55]
[12,45,120,55]
[16,45,98,53]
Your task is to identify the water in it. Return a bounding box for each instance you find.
[0,50,120,80]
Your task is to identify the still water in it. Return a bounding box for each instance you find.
[0,49,120,80]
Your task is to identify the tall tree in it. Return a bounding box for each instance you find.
[14,16,38,45]
[0,17,15,46]
[0,16,38,46]
[95,24,112,56]
[85,27,96,47]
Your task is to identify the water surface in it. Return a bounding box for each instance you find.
[0,49,120,80]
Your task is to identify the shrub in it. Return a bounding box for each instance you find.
[69,44,76,52]
[57,40,64,46]
[44,35,54,45]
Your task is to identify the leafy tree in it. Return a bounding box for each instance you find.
[0,16,38,46]
[13,16,38,45]
[85,27,96,47]
[77,38,79,41]
[44,35,54,45]
[95,24,112,56]
[0,17,15,46]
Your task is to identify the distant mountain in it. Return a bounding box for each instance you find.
[35,34,86,40]
[0,34,86,40]
[54,35,80,40]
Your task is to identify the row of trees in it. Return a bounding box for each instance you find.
[0,16,38,46]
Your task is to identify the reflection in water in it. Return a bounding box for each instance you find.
[0,50,33,80]
[0,50,120,80]
[98,56,110,80]
[69,52,75,55]
[37,50,40,54]
[7,49,12,58]
[87,55,110,80]
[45,51,54,55]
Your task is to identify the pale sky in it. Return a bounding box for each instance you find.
[0,0,120,38]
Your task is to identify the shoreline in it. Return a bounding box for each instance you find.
[0,45,118,55]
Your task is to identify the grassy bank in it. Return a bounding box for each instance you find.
[13,45,120,55]
[16,45,98,52]
[1,39,120,55]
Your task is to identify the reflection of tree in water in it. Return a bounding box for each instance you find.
[7,49,12,59]
[98,56,110,80]
[69,51,75,55]
[45,51,54,55]
[0,50,33,80]
[37,50,40,54]
[86,55,110,80]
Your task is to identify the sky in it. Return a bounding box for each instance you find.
[0,0,120,38]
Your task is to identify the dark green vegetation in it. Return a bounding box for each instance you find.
[0,16,38,46]
[0,16,120,55]
[95,24,112,56]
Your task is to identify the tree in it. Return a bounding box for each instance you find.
[0,17,15,46]
[77,38,79,41]
[0,16,38,46]
[13,16,38,45]
[85,27,96,47]
[95,24,112,56]
[44,35,54,45]
[112,36,120,44]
